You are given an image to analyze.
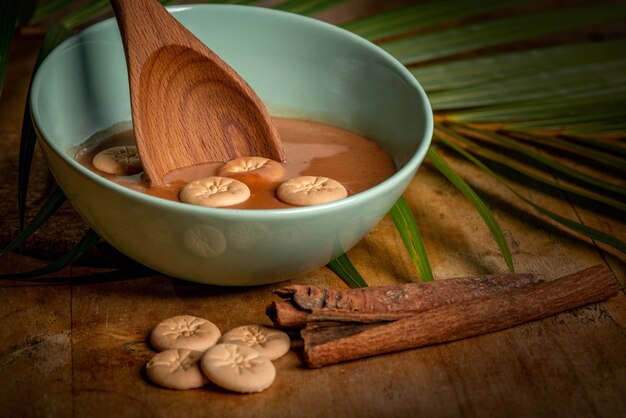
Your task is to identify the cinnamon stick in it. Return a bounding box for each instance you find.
[269,273,541,327]
[266,301,310,328]
[302,265,618,368]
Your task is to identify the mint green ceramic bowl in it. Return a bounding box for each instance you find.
[30,5,432,285]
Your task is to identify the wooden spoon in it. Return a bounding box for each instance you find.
[109,0,285,186]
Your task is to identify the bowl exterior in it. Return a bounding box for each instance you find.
[40,138,412,285]
[31,5,432,285]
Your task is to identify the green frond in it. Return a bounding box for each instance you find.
[448,94,626,136]
[204,0,260,4]
[565,135,626,158]
[60,0,110,29]
[429,59,626,110]
[18,22,73,227]
[412,39,626,92]
[450,123,626,198]
[508,131,626,172]
[275,0,349,15]
[0,0,21,97]
[1,187,67,258]
[390,197,434,281]
[437,135,626,254]
[558,121,626,136]
[379,3,626,65]
[507,109,626,134]
[327,253,369,288]
[0,230,101,280]
[435,125,626,213]
[427,148,515,272]
[30,0,76,25]
[17,0,37,26]
[340,0,523,41]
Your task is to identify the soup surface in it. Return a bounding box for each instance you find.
[76,118,396,209]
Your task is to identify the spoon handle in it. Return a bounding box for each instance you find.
[109,0,285,184]
[110,0,189,66]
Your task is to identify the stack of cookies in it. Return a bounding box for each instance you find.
[146,315,290,393]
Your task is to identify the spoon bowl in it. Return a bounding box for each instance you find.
[110,0,285,185]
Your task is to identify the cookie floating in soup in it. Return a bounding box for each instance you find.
[277,176,348,206]
[75,118,396,209]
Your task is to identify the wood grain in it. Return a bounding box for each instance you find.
[1,1,625,416]
[1,253,624,418]
[110,0,284,185]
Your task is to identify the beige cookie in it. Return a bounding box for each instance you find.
[200,343,276,393]
[219,325,290,361]
[180,176,250,208]
[146,349,208,390]
[150,315,221,352]
[277,176,348,206]
[92,145,142,175]
[219,157,285,183]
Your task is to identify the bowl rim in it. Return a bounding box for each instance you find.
[31,4,433,220]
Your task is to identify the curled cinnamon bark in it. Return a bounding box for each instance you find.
[266,301,309,328]
[269,273,542,327]
[301,265,618,368]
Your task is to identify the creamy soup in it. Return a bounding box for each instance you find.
[76,118,396,209]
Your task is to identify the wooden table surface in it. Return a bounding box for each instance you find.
[1,5,625,418]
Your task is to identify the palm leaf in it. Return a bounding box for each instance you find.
[450,124,626,198]
[380,3,626,65]
[427,148,515,272]
[507,131,625,172]
[429,59,626,110]
[58,0,111,28]
[30,0,76,25]
[58,0,186,29]
[0,229,101,280]
[389,197,434,282]
[205,0,260,4]
[340,0,523,40]
[435,124,626,213]
[0,0,21,97]
[18,22,73,228]
[436,135,626,254]
[17,0,38,26]
[412,39,626,92]
[448,96,626,135]
[565,135,626,159]
[327,253,369,288]
[1,187,67,258]
[275,0,349,15]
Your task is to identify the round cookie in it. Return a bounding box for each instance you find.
[146,349,208,390]
[277,176,348,206]
[92,145,142,175]
[180,176,250,208]
[219,157,285,183]
[200,343,276,393]
[219,325,290,360]
[150,315,221,352]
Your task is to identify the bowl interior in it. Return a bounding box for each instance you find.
[31,4,431,179]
